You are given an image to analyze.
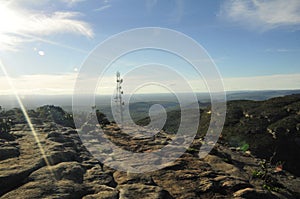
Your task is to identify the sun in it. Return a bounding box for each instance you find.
[0,3,22,32]
[0,2,24,50]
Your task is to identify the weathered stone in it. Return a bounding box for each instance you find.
[83,190,119,199]
[198,179,215,193]
[118,184,173,199]
[84,166,116,187]
[113,171,156,185]
[46,150,80,165]
[233,188,281,199]
[221,179,252,192]
[29,162,85,183]
[0,146,20,160]
[203,154,247,180]
[0,131,15,141]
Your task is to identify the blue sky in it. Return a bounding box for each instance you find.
[0,0,300,94]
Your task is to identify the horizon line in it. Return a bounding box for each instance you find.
[0,88,300,96]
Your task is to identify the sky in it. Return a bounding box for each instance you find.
[0,0,300,95]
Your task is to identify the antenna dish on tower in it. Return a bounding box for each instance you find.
[115,71,124,126]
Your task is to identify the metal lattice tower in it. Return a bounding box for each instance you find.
[115,71,124,125]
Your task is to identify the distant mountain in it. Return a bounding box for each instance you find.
[1,89,300,110]
[226,89,300,101]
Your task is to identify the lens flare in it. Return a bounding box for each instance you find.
[0,60,55,177]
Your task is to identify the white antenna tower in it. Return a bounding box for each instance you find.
[115,71,124,125]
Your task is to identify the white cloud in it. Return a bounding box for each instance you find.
[10,0,87,7]
[0,73,77,95]
[221,0,300,31]
[0,2,93,51]
[223,73,300,91]
[265,48,296,53]
[60,0,86,7]
[94,5,111,12]
[0,72,299,95]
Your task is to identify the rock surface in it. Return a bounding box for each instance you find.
[0,104,300,198]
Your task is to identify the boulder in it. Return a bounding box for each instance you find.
[117,184,173,199]
[0,146,20,160]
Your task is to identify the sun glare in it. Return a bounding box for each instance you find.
[0,3,22,33]
[0,59,55,179]
[0,3,24,49]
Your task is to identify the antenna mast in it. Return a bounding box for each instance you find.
[115,71,124,125]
